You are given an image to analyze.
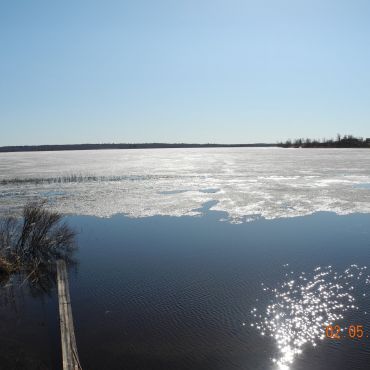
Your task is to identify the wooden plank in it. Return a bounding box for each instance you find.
[57,259,82,370]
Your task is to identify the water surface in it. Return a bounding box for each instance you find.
[2,210,370,369]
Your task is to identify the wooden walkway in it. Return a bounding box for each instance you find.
[56,260,82,370]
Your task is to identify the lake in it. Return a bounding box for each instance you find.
[1,148,370,369]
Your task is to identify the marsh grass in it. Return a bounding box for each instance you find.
[0,174,102,185]
[0,173,171,185]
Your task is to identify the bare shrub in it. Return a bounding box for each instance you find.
[0,201,76,284]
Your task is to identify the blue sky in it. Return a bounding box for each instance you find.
[1,0,369,145]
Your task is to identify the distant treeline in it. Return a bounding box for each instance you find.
[278,135,370,148]
[2,137,369,152]
[0,143,277,153]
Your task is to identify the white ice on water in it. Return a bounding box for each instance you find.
[1,148,370,221]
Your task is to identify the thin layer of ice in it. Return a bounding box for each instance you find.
[1,148,370,221]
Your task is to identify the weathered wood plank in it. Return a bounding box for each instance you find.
[57,260,82,370]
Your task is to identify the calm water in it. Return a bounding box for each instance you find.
[1,210,370,369]
[1,148,370,369]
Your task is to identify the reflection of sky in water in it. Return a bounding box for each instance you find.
[354,183,370,189]
[1,211,370,369]
[251,265,370,369]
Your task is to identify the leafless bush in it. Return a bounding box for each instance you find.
[0,201,76,284]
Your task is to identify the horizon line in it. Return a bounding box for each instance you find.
[0,142,278,153]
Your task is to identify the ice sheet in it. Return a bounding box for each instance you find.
[1,148,370,221]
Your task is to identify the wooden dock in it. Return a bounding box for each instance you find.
[56,260,82,370]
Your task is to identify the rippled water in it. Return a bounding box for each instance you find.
[252,265,370,369]
[1,211,370,369]
[1,148,370,220]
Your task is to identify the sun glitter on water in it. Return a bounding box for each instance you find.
[249,264,370,369]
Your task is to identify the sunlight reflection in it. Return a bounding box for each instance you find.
[251,265,370,368]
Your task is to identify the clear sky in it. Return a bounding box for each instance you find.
[1,0,369,145]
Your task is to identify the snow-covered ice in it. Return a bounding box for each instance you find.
[1,147,370,221]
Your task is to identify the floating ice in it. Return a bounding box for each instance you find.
[1,148,370,220]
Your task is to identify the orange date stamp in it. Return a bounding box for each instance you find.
[325,324,367,340]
